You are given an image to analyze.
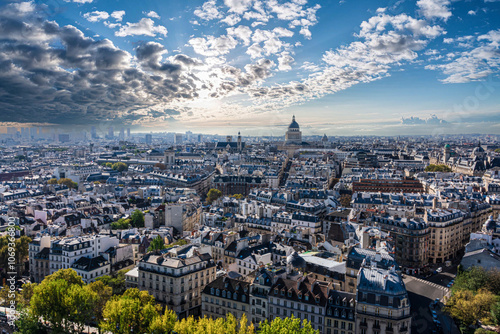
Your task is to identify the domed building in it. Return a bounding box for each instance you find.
[285,115,302,145]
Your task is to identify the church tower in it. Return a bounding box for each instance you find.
[237,131,242,152]
[285,115,302,145]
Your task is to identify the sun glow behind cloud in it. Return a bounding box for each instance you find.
[0,0,498,135]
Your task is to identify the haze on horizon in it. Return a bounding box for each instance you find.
[0,0,499,136]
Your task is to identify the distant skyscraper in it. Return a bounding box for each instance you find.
[91,126,97,139]
[107,127,114,139]
[126,128,131,138]
[145,134,152,144]
[7,127,16,135]
[58,134,70,143]
[30,127,37,139]
[197,134,203,143]
[174,133,183,144]
[119,128,125,140]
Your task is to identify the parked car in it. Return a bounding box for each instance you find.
[436,267,443,273]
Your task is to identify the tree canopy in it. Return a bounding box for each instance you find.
[425,164,452,172]
[446,267,500,329]
[206,188,222,204]
[130,209,145,227]
[57,177,78,189]
[148,235,166,252]
[112,162,128,172]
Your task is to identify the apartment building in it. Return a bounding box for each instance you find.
[29,234,119,283]
[269,275,330,333]
[356,266,411,334]
[201,276,251,321]
[138,247,216,319]
[325,290,356,334]
[425,208,467,264]
[372,215,430,274]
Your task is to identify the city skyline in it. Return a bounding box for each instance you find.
[0,0,499,136]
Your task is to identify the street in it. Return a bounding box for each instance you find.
[404,265,460,334]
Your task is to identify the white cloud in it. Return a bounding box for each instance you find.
[104,21,121,29]
[83,11,110,23]
[246,43,264,58]
[116,18,168,37]
[467,10,477,15]
[221,14,241,26]
[189,35,238,56]
[224,0,253,14]
[194,0,222,20]
[227,25,253,45]
[426,29,500,83]
[111,10,126,21]
[416,0,452,21]
[278,52,294,71]
[10,1,35,14]
[146,11,160,19]
[65,0,93,3]
[273,27,294,38]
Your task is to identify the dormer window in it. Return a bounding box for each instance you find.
[228,292,231,298]
[315,296,320,303]
[216,289,220,296]
[334,309,339,317]
[305,295,309,301]
[211,288,214,295]
[298,292,302,299]
[274,288,278,295]
[288,291,292,297]
[281,289,285,296]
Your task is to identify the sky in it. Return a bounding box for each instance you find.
[0,0,499,136]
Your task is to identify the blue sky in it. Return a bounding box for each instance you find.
[0,0,499,136]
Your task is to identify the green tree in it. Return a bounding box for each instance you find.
[14,306,48,334]
[474,329,497,334]
[148,235,166,252]
[445,289,497,327]
[100,288,160,334]
[130,209,145,228]
[111,218,131,230]
[112,162,128,172]
[105,162,113,168]
[57,177,78,189]
[47,178,58,184]
[173,314,254,334]
[491,300,500,326]
[88,280,113,326]
[148,309,177,334]
[452,267,490,294]
[425,164,453,172]
[95,269,127,295]
[0,235,31,279]
[206,188,222,204]
[30,269,98,333]
[257,315,318,334]
[231,194,244,200]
